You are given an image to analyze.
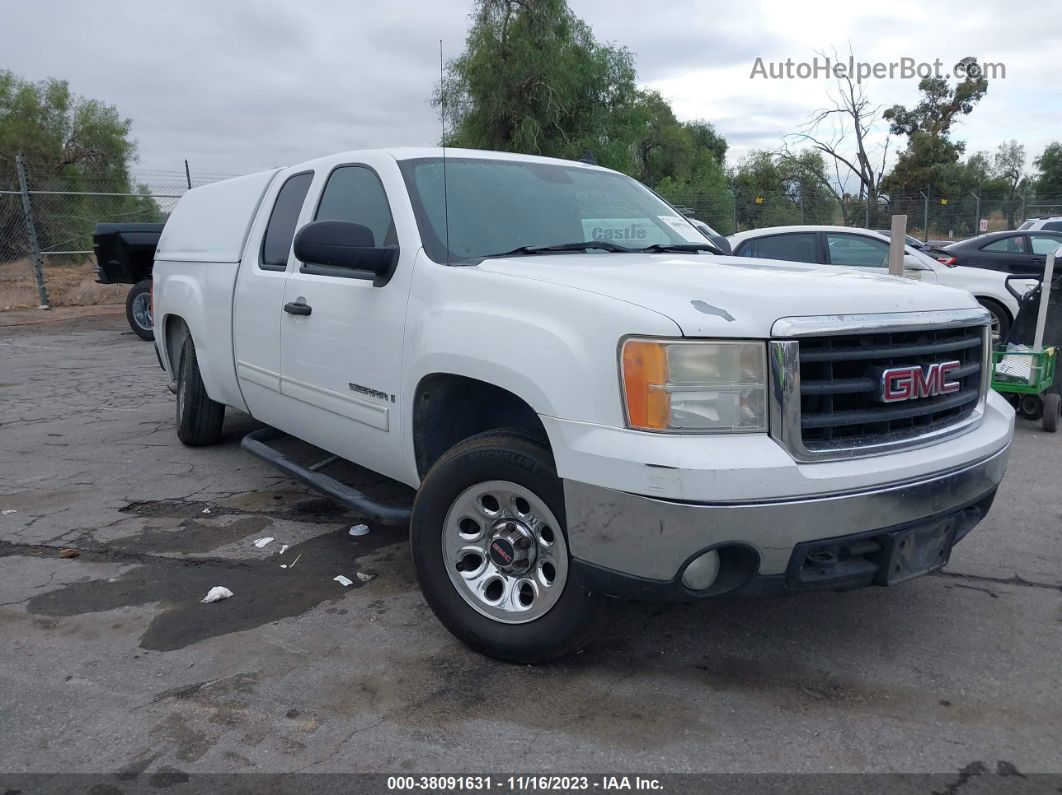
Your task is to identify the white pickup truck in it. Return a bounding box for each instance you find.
[152,148,1013,663]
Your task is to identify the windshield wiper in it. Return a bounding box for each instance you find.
[483,240,631,257]
[633,242,720,254]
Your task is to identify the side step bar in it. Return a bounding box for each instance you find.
[241,427,412,527]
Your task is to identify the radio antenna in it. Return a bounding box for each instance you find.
[440,39,450,266]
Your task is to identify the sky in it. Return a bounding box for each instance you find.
[3,0,1061,185]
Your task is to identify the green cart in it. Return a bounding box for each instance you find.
[991,346,1058,432]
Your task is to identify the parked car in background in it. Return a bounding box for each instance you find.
[1017,217,1062,232]
[92,223,165,340]
[728,226,1036,340]
[942,230,1062,277]
[875,229,952,265]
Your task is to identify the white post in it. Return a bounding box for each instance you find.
[1033,247,1058,351]
[888,214,907,277]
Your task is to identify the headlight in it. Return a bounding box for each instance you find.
[620,338,768,432]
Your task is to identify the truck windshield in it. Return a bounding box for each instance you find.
[398,156,709,263]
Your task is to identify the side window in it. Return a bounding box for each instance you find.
[747,232,818,263]
[825,233,889,267]
[981,236,1025,253]
[315,166,396,247]
[1042,221,1062,232]
[1030,234,1062,256]
[260,172,313,270]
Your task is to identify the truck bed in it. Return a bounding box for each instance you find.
[92,223,164,285]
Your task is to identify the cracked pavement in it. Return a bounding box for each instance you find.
[0,313,1060,777]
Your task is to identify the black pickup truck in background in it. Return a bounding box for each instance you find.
[92,223,164,340]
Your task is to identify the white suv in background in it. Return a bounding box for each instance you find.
[728,226,1036,340]
[1017,217,1062,232]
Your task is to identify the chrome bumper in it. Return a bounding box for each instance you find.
[563,443,1009,582]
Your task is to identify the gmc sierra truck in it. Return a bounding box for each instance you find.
[151,148,1013,663]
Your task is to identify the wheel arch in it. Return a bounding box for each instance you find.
[411,372,550,479]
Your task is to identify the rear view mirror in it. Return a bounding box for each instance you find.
[294,220,396,284]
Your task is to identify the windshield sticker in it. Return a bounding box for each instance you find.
[659,215,707,243]
[581,218,665,245]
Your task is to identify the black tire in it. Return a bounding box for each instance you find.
[410,429,604,664]
[125,279,154,341]
[1043,393,1060,433]
[175,336,225,446]
[1019,394,1043,421]
[977,298,1011,343]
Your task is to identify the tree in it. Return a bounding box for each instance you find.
[991,140,1026,227]
[881,59,991,235]
[0,70,157,261]
[786,50,890,226]
[1034,142,1062,199]
[882,58,988,140]
[882,57,989,195]
[435,0,641,171]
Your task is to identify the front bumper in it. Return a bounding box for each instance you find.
[564,443,1009,599]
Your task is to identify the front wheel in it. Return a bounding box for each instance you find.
[410,430,603,664]
[125,279,154,341]
[977,298,1010,344]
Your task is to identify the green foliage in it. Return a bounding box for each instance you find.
[882,58,989,201]
[437,0,732,231]
[882,57,988,140]
[724,150,837,230]
[1033,142,1062,199]
[0,70,158,261]
[436,0,641,170]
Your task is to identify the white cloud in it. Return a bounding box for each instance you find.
[2,0,1060,180]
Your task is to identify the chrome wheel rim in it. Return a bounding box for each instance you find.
[442,480,568,624]
[132,292,152,331]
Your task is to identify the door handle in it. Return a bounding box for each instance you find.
[283,301,312,316]
[1031,258,1045,265]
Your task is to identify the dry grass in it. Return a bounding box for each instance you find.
[0,258,127,311]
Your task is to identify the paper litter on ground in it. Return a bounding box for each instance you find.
[252,536,274,548]
[334,575,354,587]
[1,510,16,515]
[281,553,301,570]
[356,572,375,583]
[201,586,234,603]
[279,544,289,555]
[349,524,370,536]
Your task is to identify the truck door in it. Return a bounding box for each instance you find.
[232,171,314,427]
[277,163,412,483]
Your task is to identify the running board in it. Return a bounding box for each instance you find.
[241,427,412,526]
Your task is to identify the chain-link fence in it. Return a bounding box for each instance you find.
[0,153,235,310]
[664,186,1056,241]
[1,150,1060,310]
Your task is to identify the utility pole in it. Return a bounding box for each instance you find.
[15,153,50,309]
[184,159,192,190]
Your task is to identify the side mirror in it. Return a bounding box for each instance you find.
[710,235,732,255]
[294,220,396,284]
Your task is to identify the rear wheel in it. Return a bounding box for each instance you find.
[1019,394,1043,421]
[977,298,1010,344]
[1043,393,1060,433]
[410,429,603,664]
[175,337,225,446]
[125,279,154,341]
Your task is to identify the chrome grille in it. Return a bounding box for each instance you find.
[798,326,984,449]
[769,310,992,461]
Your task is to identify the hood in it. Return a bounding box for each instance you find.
[477,253,978,337]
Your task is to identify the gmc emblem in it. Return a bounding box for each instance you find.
[876,361,962,403]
